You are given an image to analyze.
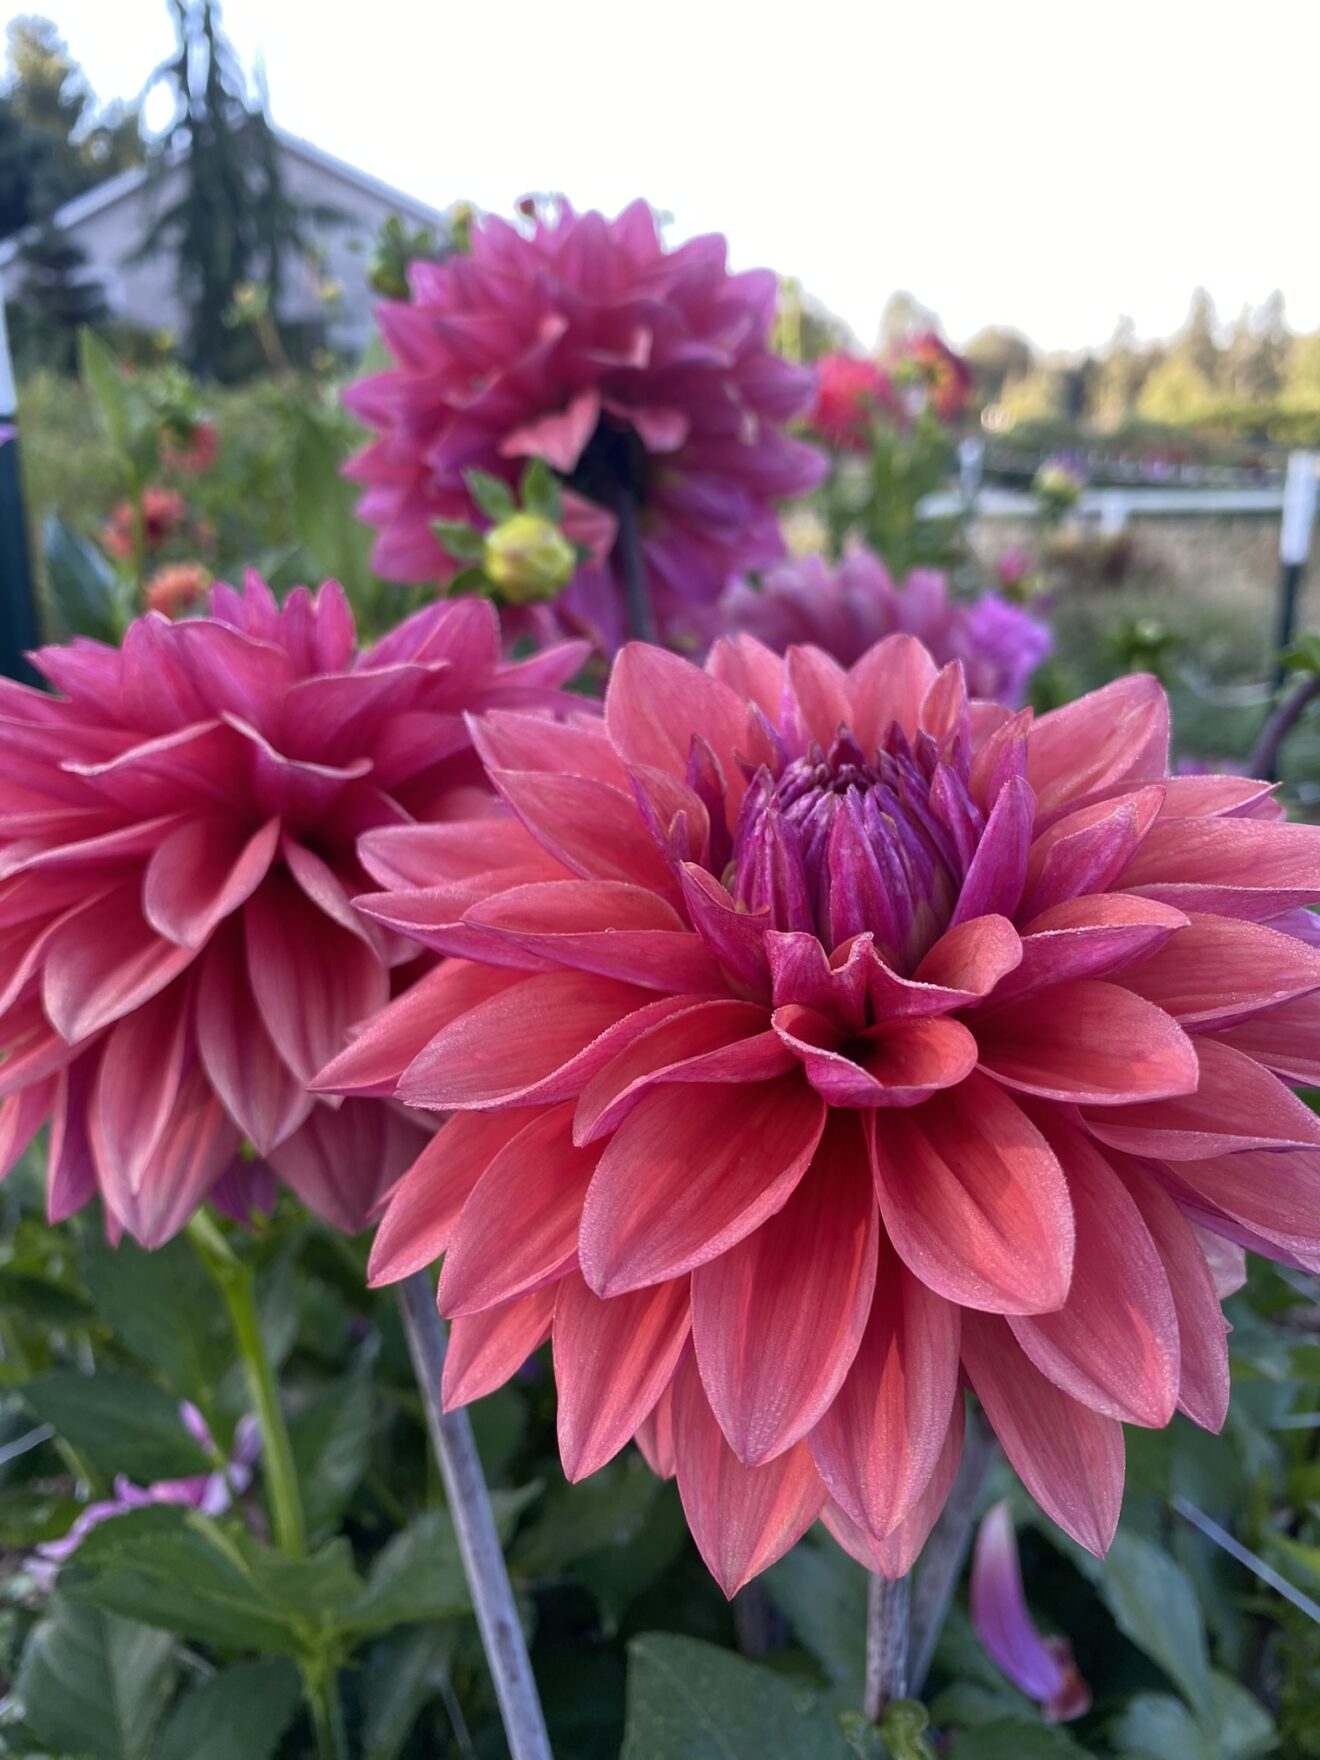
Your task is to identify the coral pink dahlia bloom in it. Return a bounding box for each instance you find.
[809,352,901,450]
[0,577,584,1246]
[320,635,1320,1593]
[343,199,826,654]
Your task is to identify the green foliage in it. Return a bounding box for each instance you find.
[16,1600,176,1760]
[23,1369,211,1483]
[154,1659,302,1760]
[621,1633,849,1758]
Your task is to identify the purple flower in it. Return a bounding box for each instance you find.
[721,549,1052,706]
[970,1500,1091,1723]
[29,1403,261,1587]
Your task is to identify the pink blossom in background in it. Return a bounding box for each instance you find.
[808,352,901,451]
[722,549,1052,704]
[970,1500,1091,1721]
[320,633,1320,1593]
[0,576,585,1245]
[343,199,825,654]
[101,486,187,562]
[30,1403,260,1587]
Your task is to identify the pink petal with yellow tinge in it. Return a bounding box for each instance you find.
[555,1273,691,1479]
[1026,674,1169,817]
[578,1076,825,1298]
[870,1075,1074,1315]
[1119,911,1320,1025]
[438,1102,598,1316]
[976,980,1199,1105]
[809,1230,960,1538]
[692,1113,877,1465]
[671,1356,826,1597]
[962,1312,1125,1557]
[397,970,652,1110]
[1008,1120,1179,1427]
[607,644,750,802]
[823,1398,965,1579]
[443,1283,558,1410]
[368,1109,531,1285]
[1084,1036,1320,1158]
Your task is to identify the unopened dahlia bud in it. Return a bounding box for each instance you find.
[482,511,576,603]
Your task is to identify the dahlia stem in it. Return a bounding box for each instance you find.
[186,1213,346,1760]
[186,1212,306,1559]
[908,1408,999,1695]
[397,1269,552,1760]
[612,487,657,644]
[1248,670,1320,782]
[865,1571,910,1720]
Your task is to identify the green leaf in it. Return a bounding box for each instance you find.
[766,1528,867,1693]
[66,1505,362,1661]
[1099,1529,1212,1710]
[945,1723,1088,1759]
[621,1633,849,1759]
[1110,1694,1218,1760]
[519,456,564,522]
[155,1659,303,1760]
[341,1510,469,1634]
[361,1626,455,1760]
[0,1264,95,1328]
[432,519,486,563]
[463,468,516,523]
[23,1369,210,1482]
[290,405,373,596]
[1205,1671,1278,1759]
[78,329,134,459]
[514,1452,657,1576]
[289,1364,374,1536]
[81,1232,231,1400]
[42,514,127,643]
[16,1599,175,1760]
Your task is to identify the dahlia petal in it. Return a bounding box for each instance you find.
[443,1283,558,1410]
[823,1398,965,1580]
[313,962,518,1098]
[47,1053,98,1222]
[1157,774,1279,819]
[143,816,280,949]
[705,634,784,724]
[368,1109,530,1285]
[1024,786,1165,921]
[359,818,552,890]
[961,1312,1125,1556]
[782,646,853,752]
[1214,990,1320,1084]
[1120,912,1320,1025]
[268,1099,425,1236]
[976,980,1199,1104]
[912,914,1023,998]
[438,1102,596,1315]
[809,1229,961,1538]
[499,387,601,471]
[1084,1036,1320,1157]
[992,895,1188,1005]
[244,872,389,1085]
[555,1273,691,1479]
[42,885,195,1042]
[1008,1121,1179,1427]
[280,837,384,953]
[579,1075,825,1297]
[575,998,789,1143]
[766,931,870,1030]
[1118,818,1320,920]
[671,1356,826,1596]
[91,1059,237,1248]
[468,710,625,786]
[1027,675,1169,817]
[635,1379,678,1480]
[463,879,723,993]
[869,1074,1075,1315]
[92,990,189,1200]
[968,708,1031,813]
[490,768,677,896]
[396,971,652,1109]
[606,645,751,805]
[773,1005,977,1107]
[69,721,245,813]
[847,635,940,750]
[1111,1159,1229,1431]
[950,775,1035,925]
[679,863,772,994]
[0,1078,53,1179]
[692,1113,877,1465]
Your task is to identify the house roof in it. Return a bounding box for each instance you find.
[0,125,452,270]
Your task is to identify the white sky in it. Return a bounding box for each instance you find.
[22,0,1320,353]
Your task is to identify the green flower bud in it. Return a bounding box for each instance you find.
[482,512,576,603]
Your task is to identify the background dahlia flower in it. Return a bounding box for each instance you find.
[321,633,1320,1595]
[343,199,826,653]
[808,352,901,450]
[0,576,583,1246]
[723,549,1053,704]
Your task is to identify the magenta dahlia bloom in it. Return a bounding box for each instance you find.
[723,551,1052,705]
[0,577,583,1245]
[343,199,826,654]
[319,633,1320,1594]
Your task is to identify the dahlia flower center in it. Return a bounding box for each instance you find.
[729,727,961,969]
[568,416,651,510]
